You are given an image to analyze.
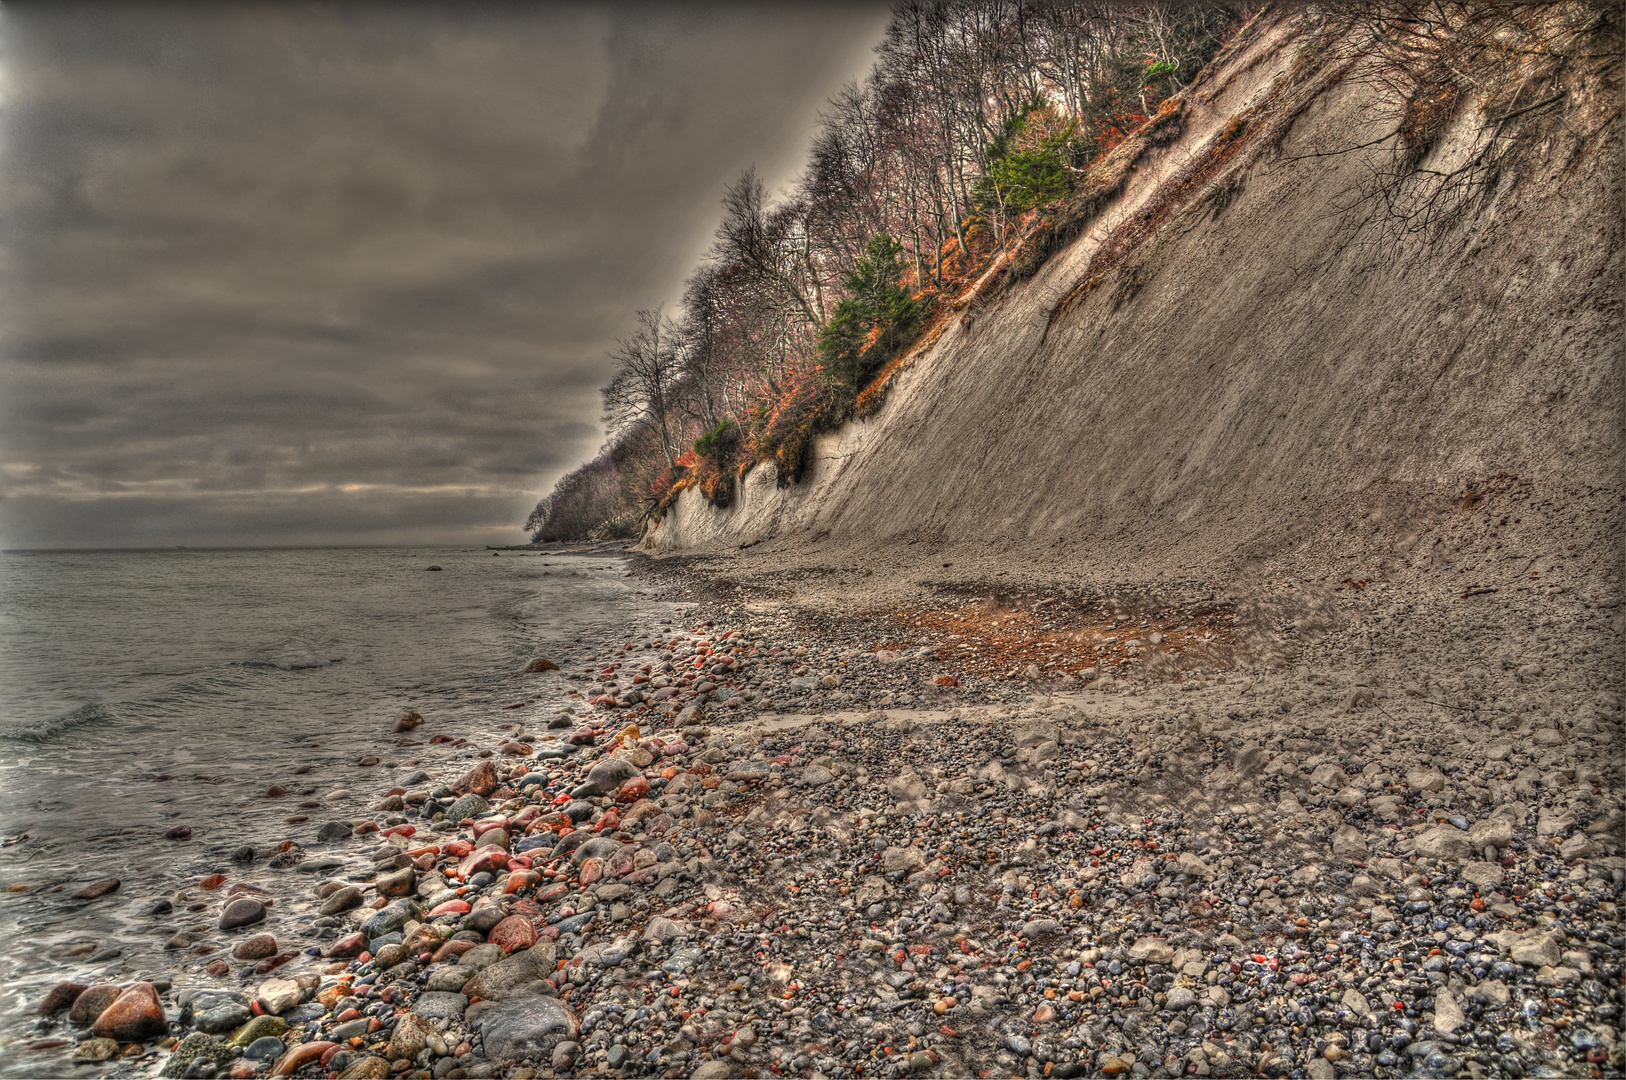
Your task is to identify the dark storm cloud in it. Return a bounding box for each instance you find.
[0,2,890,547]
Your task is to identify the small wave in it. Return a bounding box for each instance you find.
[238,654,343,671]
[2,702,119,744]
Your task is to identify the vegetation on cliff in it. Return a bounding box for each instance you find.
[527,0,1616,544]
[528,0,1241,542]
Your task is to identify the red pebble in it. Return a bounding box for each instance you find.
[457,847,510,879]
[165,826,192,840]
[270,1040,333,1076]
[488,914,539,953]
[616,777,651,803]
[265,786,286,798]
[427,899,471,917]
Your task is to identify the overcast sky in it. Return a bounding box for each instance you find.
[0,2,890,548]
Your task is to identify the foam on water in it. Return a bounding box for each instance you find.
[0,701,123,744]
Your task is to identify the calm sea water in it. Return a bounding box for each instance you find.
[0,546,666,1074]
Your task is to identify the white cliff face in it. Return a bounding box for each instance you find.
[645,9,1620,577]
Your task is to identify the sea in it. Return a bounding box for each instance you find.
[0,545,669,1076]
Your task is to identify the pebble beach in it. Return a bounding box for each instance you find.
[16,534,1626,1080]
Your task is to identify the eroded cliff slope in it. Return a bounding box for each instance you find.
[645,6,1621,591]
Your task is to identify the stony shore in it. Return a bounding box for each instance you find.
[26,531,1626,1080]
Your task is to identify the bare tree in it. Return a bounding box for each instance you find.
[601,308,682,470]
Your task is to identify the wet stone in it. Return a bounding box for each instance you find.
[218,896,266,930]
[319,885,364,915]
[195,1000,252,1034]
[68,985,122,1026]
[91,981,166,1041]
[411,992,470,1019]
[232,933,277,960]
[73,1038,120,1063]
[231,1014,288,1046]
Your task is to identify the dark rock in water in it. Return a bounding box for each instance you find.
[219,896,267,930]
[547,714,574,729]
[316,821,352,843]
[231,845,257,863]
[267,846,304,868]
[37,981,87,1015]
[165,826,192,840]
[477,996,579,1059]
[320,886,364,916]
[525,658,560,673]
[90,982,166,1041]
[67,984,122,1024]
[425,565,442,571]
[194,1000,251,1033]
[72,877,120,901]
[394,710,424,733]
[146,897,173,916]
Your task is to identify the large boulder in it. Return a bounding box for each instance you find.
[1412,825,1472,862]
[476,996,579,1060]
[90,982,166,1041]
[463,942,557,1001]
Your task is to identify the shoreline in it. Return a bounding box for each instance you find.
[24,545,1626,1080]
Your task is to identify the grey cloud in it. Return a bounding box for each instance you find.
[0,2,889,548]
